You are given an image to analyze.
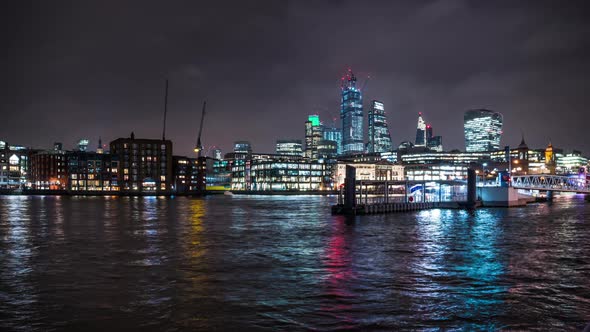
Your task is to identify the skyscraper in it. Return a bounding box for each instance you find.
[464,109,503,152]
[78,139,89,152]
[305,114,323,159]
[415,113,426,146]
[233,141,252,160]
[323,126,342,155]
[340,70,363,155]
[425,124,443,152]
[427,136,443,152]
[367,100,393,153]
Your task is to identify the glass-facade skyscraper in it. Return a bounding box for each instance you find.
[340,71,363,155]
[323,126,342,155]
[368,100,393,153]
[464,109,503,152]
[415,113,426,147]
[425,124,443,151]
[305,115,324,159]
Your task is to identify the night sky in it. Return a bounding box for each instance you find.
[2,1,590,157]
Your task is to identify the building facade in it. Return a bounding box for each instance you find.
[464,109,503,152]
[317,140,338,159]
[335,161,404,187]
[231,158,329,191]
[109,135,173,193]
[401,151,490,165]
[67,151,118,191]
[556,151,588,175]
[305,115,324,159]
[30,150,68,190]
[276,139,303,157]
[323,126,342,155]
[0,141,31,190]
[233,141,252,160]
[340,71,364,155]
[405,164,469,181]
[415,112,426,147]
[424,124,443,152]
[489,138,530,175]
[368,100,393,153]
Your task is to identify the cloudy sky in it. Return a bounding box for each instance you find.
[2,0,589,156]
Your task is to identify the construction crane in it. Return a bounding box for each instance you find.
[194,101,207,158]
[360,74,371,92]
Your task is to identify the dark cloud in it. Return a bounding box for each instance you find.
[1,0,589,156]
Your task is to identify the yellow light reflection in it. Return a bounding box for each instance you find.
[188,198,206,259]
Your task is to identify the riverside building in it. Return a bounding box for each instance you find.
[334,161,404,187]
[109,133,173,193]
[231,157,329,191]
[0,141,31,190]
[30,148,68,190]
[67,151,119,191]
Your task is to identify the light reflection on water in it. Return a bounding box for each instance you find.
[0,194,589,331]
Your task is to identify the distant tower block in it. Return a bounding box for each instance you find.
[464,109,503,152]
[340,69,364,155]
[415,112,426,147]
[368,100,392,153]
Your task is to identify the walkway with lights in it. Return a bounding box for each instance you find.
[511,175,590,193]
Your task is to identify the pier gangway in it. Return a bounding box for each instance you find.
[511,175,590,193]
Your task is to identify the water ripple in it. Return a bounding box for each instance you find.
[0,194,589,331]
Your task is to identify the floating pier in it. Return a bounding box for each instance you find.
[332,166,478,215]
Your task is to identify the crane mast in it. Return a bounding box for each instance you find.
[194,101,207,158]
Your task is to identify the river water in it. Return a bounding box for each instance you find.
[0,194,589,331]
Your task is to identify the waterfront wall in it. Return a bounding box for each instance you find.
[480,187,526,207]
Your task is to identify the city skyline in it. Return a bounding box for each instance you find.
[2,1,590,156]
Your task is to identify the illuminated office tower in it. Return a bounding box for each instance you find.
[234,141,252,154]
[425,124,443,152]
[323,126,342,155]
[78,139,89,152]
[305,115,323,159]
[464,109,503,152]
[367,100,393,153]
[233,141,252,160]
[415,113,426,147]
[212,148,222,160]
[276,139,303,156]
[340,70,363,155]
[426,124,433,142]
